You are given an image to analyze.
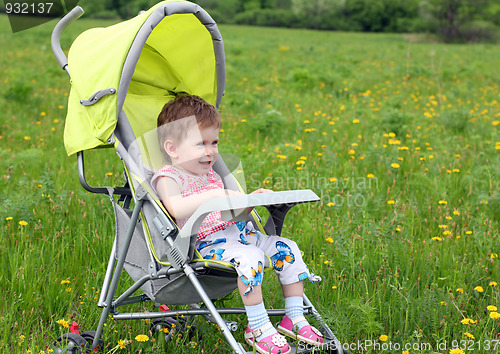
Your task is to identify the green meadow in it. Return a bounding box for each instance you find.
[1,12,499,354]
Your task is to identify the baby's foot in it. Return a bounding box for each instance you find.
[277,315,324,346]
[245,322,291,354]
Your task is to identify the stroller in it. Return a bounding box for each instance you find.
[51,1,346,353]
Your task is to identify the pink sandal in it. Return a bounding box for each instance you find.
[245,322,291,354]
[277,315,324,346]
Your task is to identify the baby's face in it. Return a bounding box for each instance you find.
[173,124,220,176]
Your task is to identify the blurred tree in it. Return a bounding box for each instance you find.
[421,0,498,42]
[291,0,346,29]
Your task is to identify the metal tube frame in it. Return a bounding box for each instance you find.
[92,197,145,349]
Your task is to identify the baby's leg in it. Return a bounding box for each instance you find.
[255,233,324,345]
[238,278,262,306]
[230,251,290,353]
[282,280,303,298]
[197,231,282,342]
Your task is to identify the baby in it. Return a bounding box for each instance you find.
[151,95,323,354]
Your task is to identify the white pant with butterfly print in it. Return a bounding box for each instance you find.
[195,221,317,296]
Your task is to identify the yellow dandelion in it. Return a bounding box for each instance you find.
[118,340,126,349]
[464,332,474,339]
[487,305,497,311]
[387,200,395,205]
[460,318,476,324]
[453,210,460,215]
[329,177,337,182]
[432,237,442,241]
[474,286,484,293]
[135,334,149,342]
[367,173,374,178]
[391,163,400,169]
[379,335,388,342]
[489,281,497,287]
[6,217,13,221]
[465,231,472,235]
[18,220,28,226]
[326,202,334,207]
[332,286,337,290]
[60,280,70,285]
[490,312,500,319]
[352,119,360,124]
[456,288,464,293]
[24,136,31,140]
[449,349,465,354]
[438,200,447,205]
[56,319,69,328]
[325,237,333,243]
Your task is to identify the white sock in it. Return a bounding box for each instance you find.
[285,296,308,330]
[245,302,276,340]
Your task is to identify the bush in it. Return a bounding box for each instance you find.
[234,9,298,28]
[459,20,499,43]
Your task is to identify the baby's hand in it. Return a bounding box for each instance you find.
[250,188,273,194]
[224,189,245,197]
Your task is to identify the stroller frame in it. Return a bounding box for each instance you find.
[51,3,344,353]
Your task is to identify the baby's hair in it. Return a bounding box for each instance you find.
[157,94,221,160]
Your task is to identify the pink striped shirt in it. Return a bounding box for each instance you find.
[151,165,232,240]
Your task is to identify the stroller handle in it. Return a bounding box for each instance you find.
[51,6,85,75]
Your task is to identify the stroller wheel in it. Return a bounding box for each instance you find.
[81,330,106,352]
[151,316,203,347]
[151,317,179,343]
[53,333,90,353]
[176,315,203,341]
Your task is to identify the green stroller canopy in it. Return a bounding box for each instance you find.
[64,0,225,156]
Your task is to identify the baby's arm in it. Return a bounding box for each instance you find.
[155,176,242,219]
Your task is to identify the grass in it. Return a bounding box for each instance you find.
[0,12,499,354]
